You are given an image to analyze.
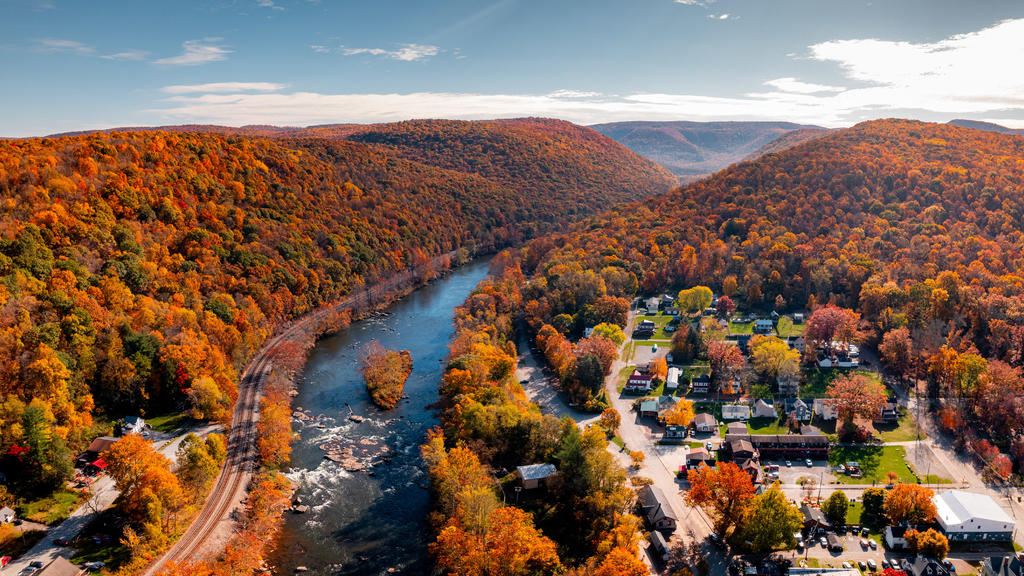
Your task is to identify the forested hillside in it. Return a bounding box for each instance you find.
[589,120,821,181]
[0,122,673,497]
[517,119,1024,466]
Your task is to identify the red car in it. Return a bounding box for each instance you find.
[0,556,11,568]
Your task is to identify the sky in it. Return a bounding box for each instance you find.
[3,0,1024,136]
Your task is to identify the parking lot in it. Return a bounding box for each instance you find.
[760,458,837,487]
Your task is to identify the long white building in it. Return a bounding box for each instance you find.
[934,490,1015,542]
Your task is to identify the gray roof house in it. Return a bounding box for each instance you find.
[637,485,677,533]
[0,506,15,523]
[517,463,557,490]
[984,555,1024,576]
[36,557,83,576]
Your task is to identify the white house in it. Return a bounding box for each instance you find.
[934,491,1016,542]
[692,413,717,433]
[812,398,838,421]
[754,319,774,334]
[722,404,751,421]
[0,506,14,523]
[123,415,145,435]
[752,399,776,419]
[517,463,557,490]
[665,367,681,393]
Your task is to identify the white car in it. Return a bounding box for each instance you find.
[867,559,877,571]
[785,460,792,467]
[805,458,813,467]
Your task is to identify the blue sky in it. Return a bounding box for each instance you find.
[3,0,1024,136]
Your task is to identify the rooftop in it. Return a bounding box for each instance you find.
[517,463,557,481]
[934,490,1014,526]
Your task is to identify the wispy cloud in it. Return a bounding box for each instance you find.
[161,82,287,94]
[147,19,1024,129]
[708,13,734,20]
[335,43,441,61]
[154,39,232,66]
[256,0,284,10]
[102,50,148,61]
[674,0,712,6]
[763,77,845,94]
[36,38,95,54]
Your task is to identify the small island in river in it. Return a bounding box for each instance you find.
[360,340,413,410]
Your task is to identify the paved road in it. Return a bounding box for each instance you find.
[515,322,599,427]
[4,423,221,575]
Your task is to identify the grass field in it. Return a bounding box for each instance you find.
[827,445,917,484]
[801,368,883,398]
[17,488,86,525]
[747,417,790,434]
[146,411,190,433]
[728,320,754,335]
[0,528,45,558]
[874,408,924,442]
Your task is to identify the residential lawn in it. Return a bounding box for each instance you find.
[146,411,190,433]
[827,445,917,484]
[693,402,722,420]
[921,474,953,484]
[615,365,635,393]
[747,417,790,434]
[874,408,924,443]
[686,442,704,449]
[846,500,863,525]
[728,320,754,335]
[650,381,666,396]
[681,365,711,378]
[801,368,882,398]
[0,527,46,558]
[17,488,86,525]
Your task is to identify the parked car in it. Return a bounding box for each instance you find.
[867,559,877,571]
[706,442,713,451]
[819,536,827,547]
[29,562,43,569]
[805,458,813,467]
[54,538,72,546]
[0,556,11,568]
[786,460,792,467]
[842,562,852,569]
[861,527,870,537]
[85,561,107,572]
[858,561,867,571]
[880,559,889,569]
[943,560,956,571]
[859,538,869,548]
[869,539,877,550]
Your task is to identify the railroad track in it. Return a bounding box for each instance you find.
[144,251,458,575]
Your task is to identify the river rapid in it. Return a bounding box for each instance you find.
[267,259,491,575]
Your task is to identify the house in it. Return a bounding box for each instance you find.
[664,306,680,316]
[85,436,119,458]
[906,556,951,576]
[785,398,813,422]
[753,399,776,419]
[648,530,670,562]
[800,504,832,534]
[722,404,751,421]
[777,374,800,397]
[740,459,763,484]
[812,398,838,421]
[734,334,752,355]
[933,490,1015,542]
[685,447,715,469]
[624,371,654,394]
[983,555,1024,576]
[754,319,775,335]
[726,422,748,436]
[517,463,557,489]
[0,507,15,523]
[36,557,83,576]
[728,438,758,462]
[874,402,899,424]
[660,294,676,309]
[646,297,661,312]
[665,367,681,393]
[635,320,656,338]
[637,485,677,533]
[690,374,710,395]
[793,313,805,323]
[692,413,717,433]
[663,425,689,444]
[885,525,909,550]
[723,431,829,459]
[120,415,145,435]
[640,399,661,418]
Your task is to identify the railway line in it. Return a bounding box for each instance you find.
[143,252,458,575]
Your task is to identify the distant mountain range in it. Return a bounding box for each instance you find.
[947,119,1024,135]
[588,120,825,181]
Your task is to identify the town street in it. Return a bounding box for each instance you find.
[4,423,222,575]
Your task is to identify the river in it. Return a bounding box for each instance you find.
[267,258,491,575]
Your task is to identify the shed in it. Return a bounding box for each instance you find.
[726,422,747,436]
[648,530,670,562]
[665,367,681,392]
[517,463,557,490]
[640,399,660,418]
[0,506,14,523]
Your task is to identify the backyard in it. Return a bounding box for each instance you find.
[827,445,917,484]
[801,368,886,398]
[16,488,86,525]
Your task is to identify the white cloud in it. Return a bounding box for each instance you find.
[256,0,284,10]
[337,43,441,61]
[102,50,148,61]
[310,44,331,54]
[144,19,1024,129]
[674,0,711,5]
[764,77,845,94]
[161,82,287,94]
[154,39,232,66]
[708,13,734,20]
[37,38,94,54]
